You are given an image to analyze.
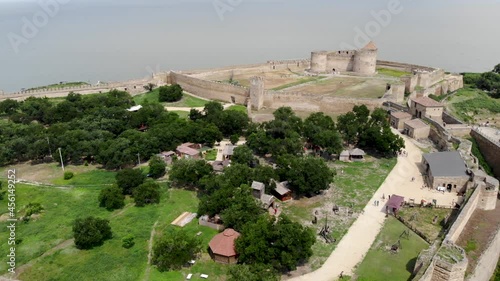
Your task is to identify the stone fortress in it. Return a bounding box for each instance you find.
[310,41,378,74]
[1,41,464,119]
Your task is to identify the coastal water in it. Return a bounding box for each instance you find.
[1,0,499,92]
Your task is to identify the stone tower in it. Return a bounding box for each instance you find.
[353,41,378,75]
[310,51,328,73]
[250,76,265,110]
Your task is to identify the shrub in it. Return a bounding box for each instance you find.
[98,185,125,210]
[158,85,183,102]
[122,234,135,249]
[73,216,112,249]
[64,171,74,180]
[25,202,44,216]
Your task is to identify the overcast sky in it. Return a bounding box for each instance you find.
[1,0,499,92]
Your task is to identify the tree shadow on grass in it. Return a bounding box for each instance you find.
[406,257,418,281]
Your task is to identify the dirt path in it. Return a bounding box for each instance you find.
[287,132,440,281]
[165,103,233,112]
[143,220,159,281]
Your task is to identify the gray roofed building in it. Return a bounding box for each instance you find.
[423,151,468,177]
[251,181,275,209]
[422,151,470,193]
[222,144,235,159]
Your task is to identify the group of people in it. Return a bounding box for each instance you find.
[397,149,408,157]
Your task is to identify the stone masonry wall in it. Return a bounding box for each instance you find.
[470,129,500,179]
[170,72,249,104]
[445,187,481,243]
[466,225,500,281]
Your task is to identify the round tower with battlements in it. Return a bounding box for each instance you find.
[310,51,328,73]
[353,41,378,75]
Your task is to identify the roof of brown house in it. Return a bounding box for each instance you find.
[391,111,412,119]
[209,228,241,257]
[411,96,443,107]
[275,181,291,196]
[404,118,429,129]
[176,145,199,156]
[161,151,176,157]
[363,41,378,50]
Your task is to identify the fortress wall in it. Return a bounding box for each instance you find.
[170,72,249,104]
[264,91,384,114]
[471,129,500,179]
[268,59,310,71]
[467,226,500,281]
[326,52,355,72]
[445,186,481,243]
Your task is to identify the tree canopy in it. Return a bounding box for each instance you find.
[169,159,213,187]
[235,215,316,271]
[148,155,166,179]
[133,181,161,207]
[115,168,145,195]
[158,84,183,102]
[73,216,112,249]
[152,228,202,271]
[98,185,125,210]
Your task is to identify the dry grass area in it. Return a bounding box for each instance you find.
[0,162,107,185]
[457,198,500,275]
[398,207,456,241]
[194,68,309,89]
[289,76,389,98]
[281,157,397,273]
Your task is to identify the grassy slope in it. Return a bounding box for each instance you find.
[355,217,429,281]
[26,82,89,91]
[447,86,500,122]
[271,76,325,91]
[377,68,411,78]
[134,89,208,108]
[226,105,247,113]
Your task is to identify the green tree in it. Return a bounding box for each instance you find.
[235,215,315,271]
[98,185,125,210]
[73,216,112,249]
[148,155,166,179]
[0,99,19,115]
[158,85,183,102]
[188,108,203,121]
[169,159,213,187]
[152,228,202,271]
[115,168,145,195]
[133,181,161,207]
[493,63,500,74]
[227,264,279,281]
[230,134,239,145]
[220,185,263,231]
[277,155,334,197]
[143,83,156,92]
[232,145,255,166]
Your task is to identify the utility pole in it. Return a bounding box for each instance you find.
[58,147,64,171]
[46,137,52,156]
[137,153,141,166]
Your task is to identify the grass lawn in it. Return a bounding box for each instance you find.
[355,217,429,281]
[282,157,397,270]
[52,169,117,186]
[226,105,247,113]
[204,149,217,161]
[0,182,227,281]
[398,207,454,241]
[377,68,411,78]
[171,110,190,119]
[271,76,326,91]
[134,89,209,108]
